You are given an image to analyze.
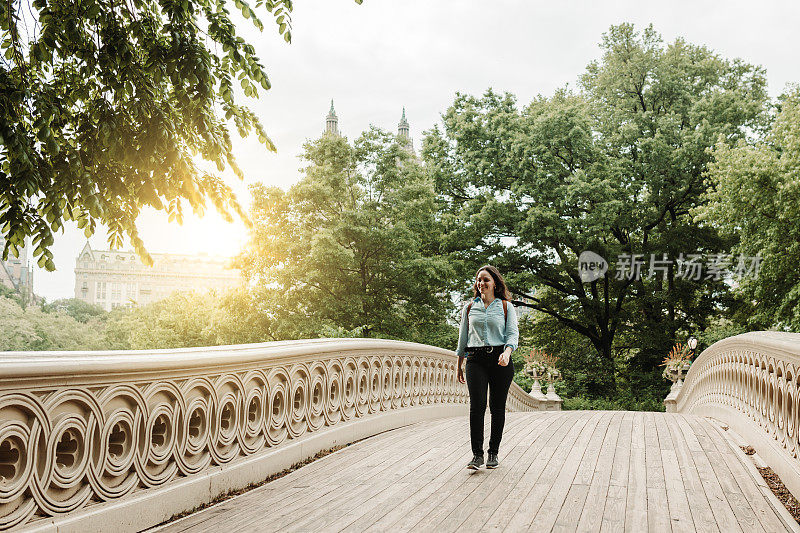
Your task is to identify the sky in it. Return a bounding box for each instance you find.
[33,0,800,300]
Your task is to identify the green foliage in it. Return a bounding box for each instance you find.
[699,88,800,331]
[0,295,106,350]
[0,0,360,269]
[562,395,665,412]
[697,316,748,350]
[43,297,106,323]
[423,23,769,396]
[237,128,456,346]
[0,283,23,306]
[103,290,243,349]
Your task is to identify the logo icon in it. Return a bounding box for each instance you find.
[578,251,608,283]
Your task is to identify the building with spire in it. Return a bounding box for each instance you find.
[397,107,410,140]
[397,107,415,154]
[325,100,339,136]
[324,102,415,153]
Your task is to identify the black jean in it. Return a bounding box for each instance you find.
[465,346,515,456]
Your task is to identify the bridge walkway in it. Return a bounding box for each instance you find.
[152,411,799,532]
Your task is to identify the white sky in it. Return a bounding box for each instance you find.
[33,0,800,301]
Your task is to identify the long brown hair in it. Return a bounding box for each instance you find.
[472,265,511,300]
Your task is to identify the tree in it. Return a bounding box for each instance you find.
[0,294,106,349]
[0,282,22,306]
[698,88,800,331]
[103,290,229,349]
[1,0,361,270]
[237,128,456,346]
[43,297,106,322]
[423,24,769,394]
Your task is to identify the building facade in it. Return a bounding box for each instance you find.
[74,243,240,311]
[0,235,34,304]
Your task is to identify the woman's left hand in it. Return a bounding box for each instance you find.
[498,348,512,366]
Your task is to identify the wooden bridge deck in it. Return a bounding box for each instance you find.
[153,411,799,532]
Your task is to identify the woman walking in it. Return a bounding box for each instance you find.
[456,265,519,470]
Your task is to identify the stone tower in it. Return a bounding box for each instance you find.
[325,100,339,136]
[397,107,410,140]
[397,107,415,154]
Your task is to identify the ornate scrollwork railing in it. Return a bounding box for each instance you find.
[0,339,536,531]
[667,331,800,496]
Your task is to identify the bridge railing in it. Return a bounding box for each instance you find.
[666,331,800,497]
[0,339,537,532]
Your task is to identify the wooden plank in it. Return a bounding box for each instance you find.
[642,412,672,532]
[438,412,563,533]
[361,426,483,533]
[630,409,646,450]
[644,412,666,489]
[358,419,477,533]
[675,416,742,533]
[395,413,538,531]
[624,413,648,533]
[655,412,694,533]
[700,418,793,532]
[436,445,529,532]
[646,484,672,532]
[573,410,615,485]
[551,484,591,533]
[609,411,633,487]
[154,411,799,533]
[359,413,536,532]
[264,418,456,498]
[599,411,632,532]
[336,447,460,532]
[289,448,435,531]
[346,414,534,533]
[478,412,582,532]
[250,419,464,532]
[572,411,623,532]
[688,417,782,533]
[166,431,411,533]
[654,408,674,451]
[503,412,605,531]
[164,423,426,533]
[478,412,590,531]
[256,418,467,532]
[527,439,590,530]
[661,448,695,533]
[687,417,764,533]
[600,484,627,533]
[663,414,720,533]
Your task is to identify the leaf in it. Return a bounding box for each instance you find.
[0,0,436,282]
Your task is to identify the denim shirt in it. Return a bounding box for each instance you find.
[455,297,519,358]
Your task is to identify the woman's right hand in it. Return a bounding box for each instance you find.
[457,364,465,384]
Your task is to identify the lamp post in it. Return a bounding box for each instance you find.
[688,336,698,355]
[678,336,698,385]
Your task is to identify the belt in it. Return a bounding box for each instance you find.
[466,345,505,356]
